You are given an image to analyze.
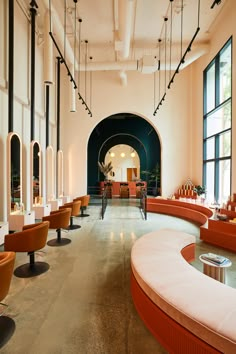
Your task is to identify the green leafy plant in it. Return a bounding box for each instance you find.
[194,185,206,196]
[141,163,160,195]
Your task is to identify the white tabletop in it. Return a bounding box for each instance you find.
[199,254,232,268]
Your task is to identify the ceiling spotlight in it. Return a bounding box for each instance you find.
[131,152,135,158]
[120,153,125,158]
[110,152,115,157]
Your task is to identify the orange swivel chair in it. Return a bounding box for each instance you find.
[42,208,71,247]
[4,221,50,278]
[59,200,81,230]
[73,195,90,217]
[0,252,16,349]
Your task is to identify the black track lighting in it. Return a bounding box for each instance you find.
[153,0,200,116]
[211,0,221,9]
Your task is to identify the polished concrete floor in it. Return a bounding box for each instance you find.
[1,198,236,354]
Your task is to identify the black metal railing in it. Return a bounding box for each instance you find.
[140,188,147,220]
[87,186,101,196]
[101,186,109,219]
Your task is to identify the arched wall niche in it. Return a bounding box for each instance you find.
[7,132,22,214]
[46,145,55,201]
[30,140,41,208]
[87,113,161,192]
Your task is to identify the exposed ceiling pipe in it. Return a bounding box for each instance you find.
[78,43,209,73]
[42,0,78,70]
[116,0,136,59]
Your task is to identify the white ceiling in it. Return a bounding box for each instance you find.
[23,0,226,72]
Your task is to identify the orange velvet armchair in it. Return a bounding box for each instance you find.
[59,200,81,230]
[73,195,90,217]
[42,208,71,247]
[4,221,50,278]
[0,252,16,348]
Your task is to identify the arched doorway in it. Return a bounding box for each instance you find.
[104,144,140,182]
[87,113,161,194]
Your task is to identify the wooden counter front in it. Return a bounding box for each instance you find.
[99,181,146,197]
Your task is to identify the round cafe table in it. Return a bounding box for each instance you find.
[199,254,232,283]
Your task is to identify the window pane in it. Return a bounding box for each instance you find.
[205,162,215,203]
[206,64,215,113]
[205,101,231,137]
[220,43,231,103]
[205,137,215,160]
[219,159,231,203]
[219,131,231,158]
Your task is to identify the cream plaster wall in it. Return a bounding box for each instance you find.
[0,1,57,220]
[61,65,192,198]
[0,0,234,219]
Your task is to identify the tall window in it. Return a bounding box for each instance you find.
[203,38,232,204]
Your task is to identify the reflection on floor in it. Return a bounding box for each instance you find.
[1,198,236,354]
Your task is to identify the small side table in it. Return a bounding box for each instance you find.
[199,254,232,283]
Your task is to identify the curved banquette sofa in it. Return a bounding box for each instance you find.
[147,198,213,225]
[131,229,236,354]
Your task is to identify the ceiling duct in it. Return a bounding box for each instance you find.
[78,43,209,73]
[115,0,136,59]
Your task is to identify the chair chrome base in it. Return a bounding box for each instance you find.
[0,316,15,349]
[47,238,71,247]
[14,262,50,278]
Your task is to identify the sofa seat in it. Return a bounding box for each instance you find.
[131,229,236,353]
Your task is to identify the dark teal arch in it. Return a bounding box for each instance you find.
[87,113,161,193]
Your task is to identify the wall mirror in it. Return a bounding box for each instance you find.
[57,150,63,198]
[7,132,22,214]
[46,145,55,201]
[30,141,41,207]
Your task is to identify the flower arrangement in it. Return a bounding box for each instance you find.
[98,161,113,180]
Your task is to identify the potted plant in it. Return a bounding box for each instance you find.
[141,163,160,196]
[193,185,206,196]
